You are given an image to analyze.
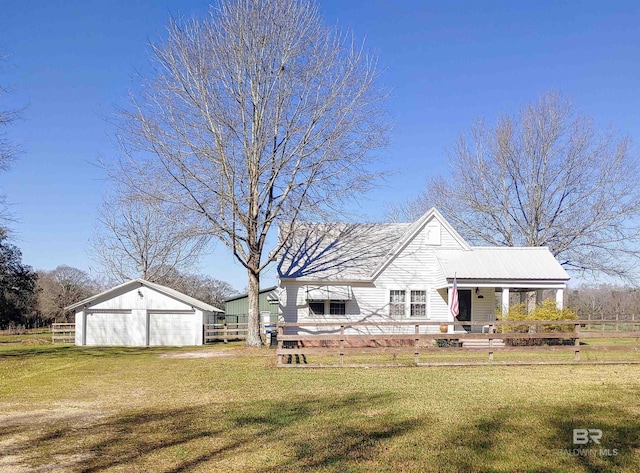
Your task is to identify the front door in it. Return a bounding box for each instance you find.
[457,289,472,332]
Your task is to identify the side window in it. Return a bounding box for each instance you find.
[329,301,346,315]
[309,301,325,316]
[389,290,406,316]
[411,290,427,317]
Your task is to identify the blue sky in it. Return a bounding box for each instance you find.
[1,0,639,291]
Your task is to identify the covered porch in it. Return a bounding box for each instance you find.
[442,279,568,333]
[434,246,571,333]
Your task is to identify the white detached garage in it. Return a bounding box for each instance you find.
[66,279,223,347]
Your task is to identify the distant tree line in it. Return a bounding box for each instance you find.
[0,261,238,329]
[568,284,640,321]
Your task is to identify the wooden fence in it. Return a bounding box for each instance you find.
[51,323,76,344]
[204,323,249,343]
[276,320,640,367]
[0,326,50,337]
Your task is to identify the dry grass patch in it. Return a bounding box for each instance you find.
[0,342,639,472]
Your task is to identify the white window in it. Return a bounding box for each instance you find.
[390,290,406,317]
[411,290,427,317]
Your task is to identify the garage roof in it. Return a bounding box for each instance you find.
[65,278,224,312]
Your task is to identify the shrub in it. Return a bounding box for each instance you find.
[532,299,578,333]
[497,299,578,346]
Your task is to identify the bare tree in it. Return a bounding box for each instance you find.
[390,92,640,281]
[568,284,640,321]
[156,269,238,309]
[112,0,388,345]
[36,265,98,323]
[0,54,23,227]
[91,189,209,284]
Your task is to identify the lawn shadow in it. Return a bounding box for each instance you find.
[0,345,192,359]
[3,391,424,472]
[432,402,640,473]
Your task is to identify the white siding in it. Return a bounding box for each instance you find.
[469,288,496,332]
[91,285,194,311]
[430,288,450,322]
[75,310,85,346]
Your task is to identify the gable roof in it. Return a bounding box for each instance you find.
[434,247,570,281]
[64,278,224,312]
[370,208,469,279]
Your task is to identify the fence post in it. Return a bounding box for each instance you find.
[223,323,228,344]
[488,329,494,363]
[277,325,284,366]
[574,322,580,362]
[339,325,345,366]
[414,324,419,365]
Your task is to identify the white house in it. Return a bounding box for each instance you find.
[276,208,570,334]
[66,279,223,346]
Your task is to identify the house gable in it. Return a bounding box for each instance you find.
[371,208,469,281]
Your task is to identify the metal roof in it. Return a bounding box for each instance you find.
[434,247,570,281]
[65,278,224,312]
[277,222,409,280]
[224,286,278,303]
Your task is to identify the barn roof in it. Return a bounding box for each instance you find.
[65,278,224,312]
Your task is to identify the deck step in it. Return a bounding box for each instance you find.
[462,339,505,348]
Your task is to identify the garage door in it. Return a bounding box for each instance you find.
[85,311,141,346]
[149,311,196,346]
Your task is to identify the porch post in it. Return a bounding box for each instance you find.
[556,288,564,310]
[501,288,510,318]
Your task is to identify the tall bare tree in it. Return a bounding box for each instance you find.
[112,0,388,345]
[390,92,640,281]
[91,189,209,284]
[0,54,23,227]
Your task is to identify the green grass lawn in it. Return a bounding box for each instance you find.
[0,339,639,472]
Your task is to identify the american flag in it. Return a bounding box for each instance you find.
[450,275,459,319]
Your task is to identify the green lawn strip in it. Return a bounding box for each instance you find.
[0,345,638,472]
